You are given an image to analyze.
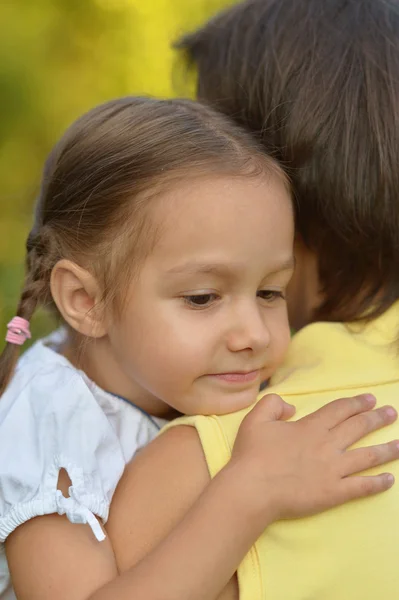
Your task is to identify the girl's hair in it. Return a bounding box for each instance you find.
[0,96,286,395]
[177,0,399,324]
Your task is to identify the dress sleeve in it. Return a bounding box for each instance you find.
[0,364,126,543]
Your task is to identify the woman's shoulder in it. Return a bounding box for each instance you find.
[160,408,250,479]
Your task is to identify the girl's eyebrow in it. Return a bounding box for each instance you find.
[166,257,295,278]
[266,256,295,277]
[166,262,238,277]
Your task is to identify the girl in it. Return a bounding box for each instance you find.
[1,96,398,600]
[103,1,399,599]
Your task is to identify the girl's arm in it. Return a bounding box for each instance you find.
[92,449,272,600]
[105,394,399,600]
[7,397,292,600]
[6,494,118,600]
[6,394,398,600]
[7,398,289,600]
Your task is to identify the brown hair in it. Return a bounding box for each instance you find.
[0,96,286,395]
[177,0,399,324]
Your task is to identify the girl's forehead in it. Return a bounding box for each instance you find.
[153,172,291,227]
[144,173,294,269]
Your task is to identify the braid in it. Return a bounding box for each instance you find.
[0,226,59,396]
[19,227,56,319]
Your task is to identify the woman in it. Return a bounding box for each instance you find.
[105,1,399,599]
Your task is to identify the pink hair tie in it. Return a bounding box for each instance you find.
[6,317,31,346]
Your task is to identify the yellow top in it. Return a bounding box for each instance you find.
[165,302,399,600]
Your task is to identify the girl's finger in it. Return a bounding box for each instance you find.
[339,472,395,503]
[300,394,376,430]
[254,394,296,422]
[331,405,397,449]
[341,440,399,476]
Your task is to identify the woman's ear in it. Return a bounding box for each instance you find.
[50,259,106,338]
[286,235,322,331]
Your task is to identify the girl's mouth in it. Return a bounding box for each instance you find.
[210,370,260,383]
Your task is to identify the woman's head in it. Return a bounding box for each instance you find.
[0,96,294,414]
[178,0,399,328]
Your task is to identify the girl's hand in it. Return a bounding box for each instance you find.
[231,393,399,520]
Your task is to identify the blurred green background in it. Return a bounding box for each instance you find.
[0,0,233,342]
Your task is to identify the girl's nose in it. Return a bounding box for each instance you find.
[226,303,270,354]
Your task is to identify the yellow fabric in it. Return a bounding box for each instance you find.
[164,302,399,599]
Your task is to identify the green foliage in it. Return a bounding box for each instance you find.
[0,0,234,342]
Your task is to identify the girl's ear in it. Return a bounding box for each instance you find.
[50,259,106,338]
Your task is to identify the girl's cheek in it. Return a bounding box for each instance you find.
[273,320,291,360]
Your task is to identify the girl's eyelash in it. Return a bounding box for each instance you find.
[257,290,286,301]
[183,293,219,308]
[182,290,285,308]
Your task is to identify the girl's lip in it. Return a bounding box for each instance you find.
[210,370,260,383]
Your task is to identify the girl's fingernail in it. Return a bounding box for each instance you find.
[386,474,395,486]
[364,394,376,405]
[385,407,397,418]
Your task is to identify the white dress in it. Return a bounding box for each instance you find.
[0,330,166,599]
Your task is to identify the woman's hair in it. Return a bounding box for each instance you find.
[0,96,286,394]
[177,0,399,323]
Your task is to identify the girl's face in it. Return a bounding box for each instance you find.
[107,173,294,416]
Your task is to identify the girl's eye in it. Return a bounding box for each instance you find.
[183,293,219,308]
[257,290,285,302]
